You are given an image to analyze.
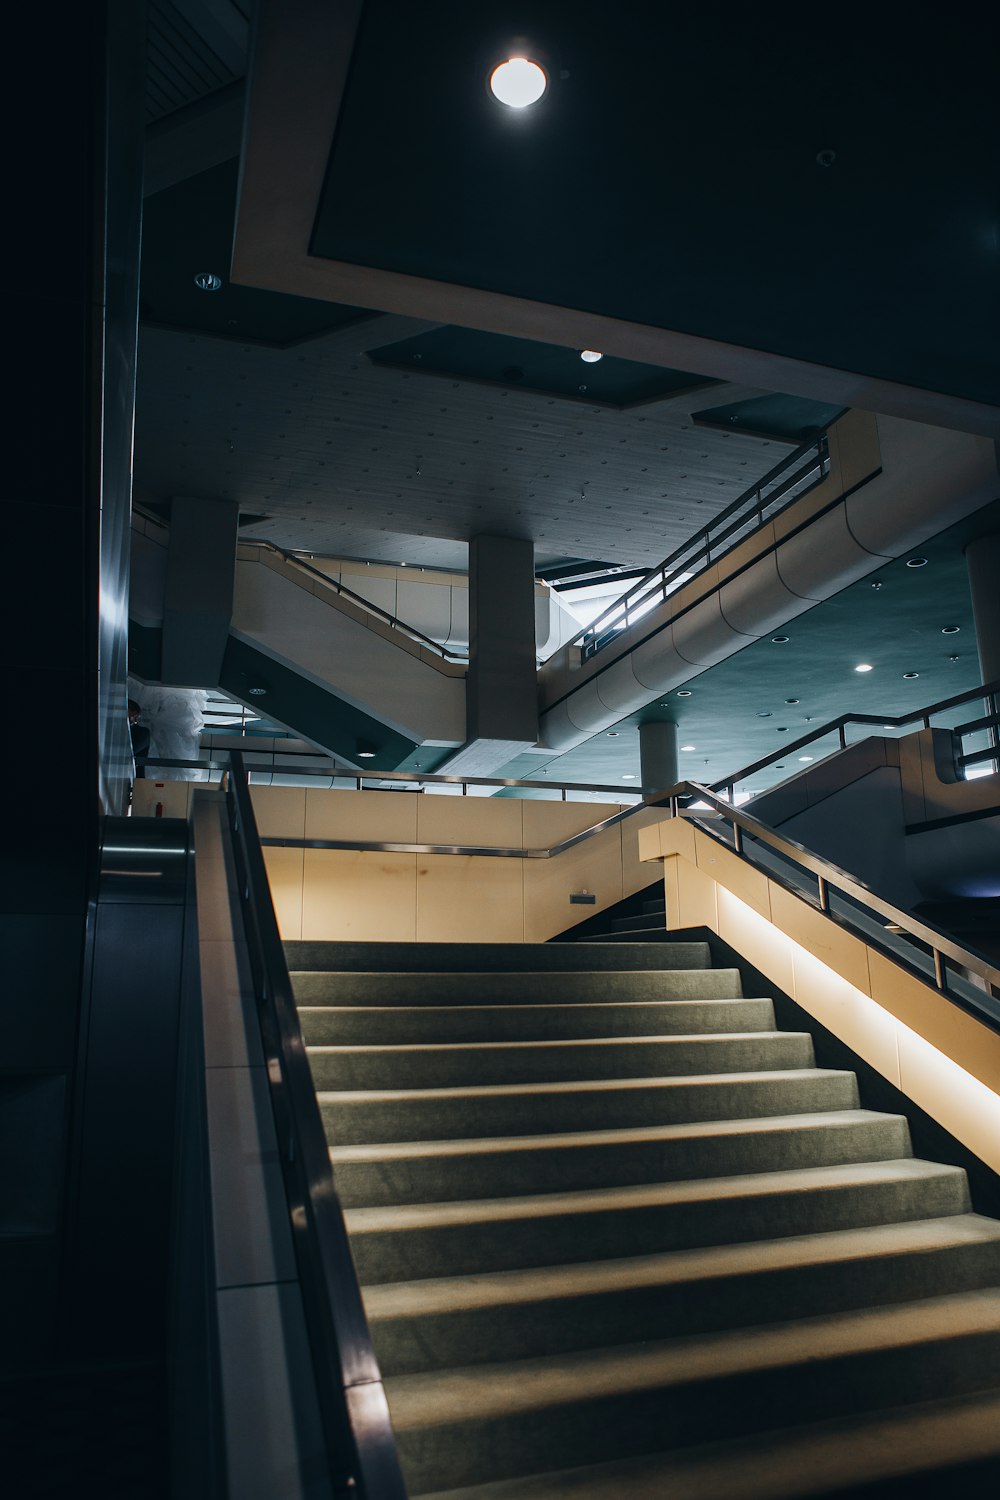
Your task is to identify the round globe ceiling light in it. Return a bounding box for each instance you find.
[580,350,604,363]
[490,56,547,108]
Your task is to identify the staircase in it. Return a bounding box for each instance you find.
[287,938,1000,1498]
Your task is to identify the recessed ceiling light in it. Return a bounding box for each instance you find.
[489,56,547,108]
[855,663,874,673]
[903,671,920,679]
[941,625,960,635]
[580,350,603,363]
[771,635,789,644]
[622,773,637,780]
[681,744,696,752]
[676,690,692,697]
[607,730,619,737]
[756,710,772,718]
[776,727,789,733]
[784,698,800,704]
[799,755,814,762]
[247,686,267,696]
[906,557,928,568]
[357,739,377,758]
[194,271,222,291]
[775,764,785,769]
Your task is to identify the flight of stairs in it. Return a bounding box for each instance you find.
[286,938,1000,1498]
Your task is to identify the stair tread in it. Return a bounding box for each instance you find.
[329,1108,908,1166]
[309,1030,809,1055]
[300,999,769,1015]
[345,1158,965,1236]
[412,1385,1000,1499]
[384,1285,1000,1430]
[365,1214,1000,1321]
[318,1066,854,1108]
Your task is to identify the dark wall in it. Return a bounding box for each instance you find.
[0,1,144,1366]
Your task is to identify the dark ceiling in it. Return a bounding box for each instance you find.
[313,1,1000,408]
[368,327,719,408]
[141,160,374,345]
[136,1,999,786]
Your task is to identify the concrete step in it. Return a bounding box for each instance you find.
[612,912,668,933]
[345,1159,969,1284]
[413,1385,1000,1499]
[300,997,775,1046]
[292,967,742,1006]
[329,1110,913,1209]
[366,1215,1000,1375]
[285,940,713,973]
[308,1032,815,1091]
[319,1067,860,1145]
[575,930,677,943]
[386,1287,1000,1493]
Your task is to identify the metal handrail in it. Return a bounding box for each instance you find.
[239,764,999,1005]
[140,756,648,800]
[224,750,407,1500]
[709,679,1000,799]
[252,541,469,664]
[571,432,831,660]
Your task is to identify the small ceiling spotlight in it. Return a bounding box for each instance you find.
[606,730,619,737]
[906,557,928,568]
[676,689,692,697]
[756,711,772,718]
[941,625,960,634]
[621,773,637,780]
[247,686,267,696]
[776,727,789,733]
[356,740,377,759]
[489,56,547,108]
[799,755,814,763]
[785,698,800,704]
[854,663,874,673]
[580,350,604,363]
[771,635,790,644]
[681,744,696,752]
[871,580,883,590]
[194,271,223,291]
[949,654,960,662]
[903,671,920,679]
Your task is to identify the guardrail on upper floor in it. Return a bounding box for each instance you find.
[707,678,1000,801]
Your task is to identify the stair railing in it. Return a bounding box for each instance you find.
[570,431,832,661]
[251,541,469,663]
[223,749,408,1500]
[658,781,1000,1017]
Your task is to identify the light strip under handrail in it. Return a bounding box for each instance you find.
[224,750,408,1499]
[665,782,1000,1001]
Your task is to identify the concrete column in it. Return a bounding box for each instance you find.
[162,496,240,686]
[965,534,1000,688]
[640,719,679,794]
[467,533,538,747]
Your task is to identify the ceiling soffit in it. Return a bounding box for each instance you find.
[232,0,1000,439]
